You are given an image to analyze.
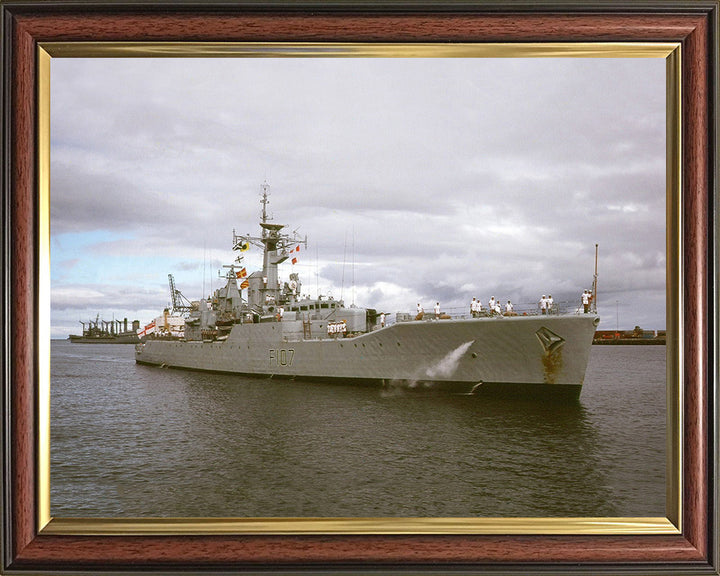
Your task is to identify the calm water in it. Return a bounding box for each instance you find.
[50,340,666,518]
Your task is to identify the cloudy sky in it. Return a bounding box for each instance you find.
[50,56,666,338]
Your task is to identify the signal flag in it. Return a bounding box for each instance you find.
[236,268,247,279]
[240,280,249,289]
[137,320,156,339]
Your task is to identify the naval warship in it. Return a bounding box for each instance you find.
[136,187,600,398]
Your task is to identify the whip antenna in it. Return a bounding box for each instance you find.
[592,243,599,313]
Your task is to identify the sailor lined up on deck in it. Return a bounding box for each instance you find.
[434,302,441,319]
[539,295,548,314]
[581,290,592,313]
[505,300,514,315]
[470,297,482,318]
[488,296,496,312]
[539,294,554,314]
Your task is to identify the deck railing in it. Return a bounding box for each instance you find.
[395,300,586,323]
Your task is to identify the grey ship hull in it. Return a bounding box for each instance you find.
[136,314,599,398]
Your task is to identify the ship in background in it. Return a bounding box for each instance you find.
[136,185,600,399]
[69,315,140,344]
[593,327,666,345]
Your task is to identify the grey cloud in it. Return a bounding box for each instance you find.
[52,283,166,312]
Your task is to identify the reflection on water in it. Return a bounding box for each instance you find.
[50,341,665,518]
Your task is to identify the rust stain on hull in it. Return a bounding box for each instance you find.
[535,326,566,384]
[541,348,564,384]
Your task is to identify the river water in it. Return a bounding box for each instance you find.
[50,340,666,518]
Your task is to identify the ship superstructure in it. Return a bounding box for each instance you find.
[136,186,600,399]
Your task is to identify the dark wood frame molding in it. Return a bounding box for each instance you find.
[1,1,717,573]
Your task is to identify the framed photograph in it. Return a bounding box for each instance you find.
[2,1,717,574]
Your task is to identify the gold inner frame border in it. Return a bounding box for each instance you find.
[36,41,682,537]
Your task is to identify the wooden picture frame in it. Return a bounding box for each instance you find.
[2,1,717,573]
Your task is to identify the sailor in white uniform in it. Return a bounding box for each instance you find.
[581,290,591,313]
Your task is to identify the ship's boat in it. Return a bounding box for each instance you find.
[136,187,600,399]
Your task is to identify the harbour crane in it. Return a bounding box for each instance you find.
[168,274,194,316]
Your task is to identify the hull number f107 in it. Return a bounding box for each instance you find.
[269,349,295,366]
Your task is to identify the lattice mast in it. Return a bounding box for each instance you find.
[232,183,306,303]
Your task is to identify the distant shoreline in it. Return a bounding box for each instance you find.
[593,328,665,346]
[592,339,666,346]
